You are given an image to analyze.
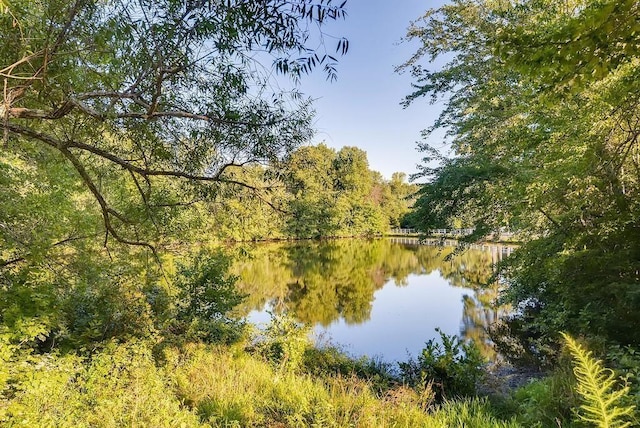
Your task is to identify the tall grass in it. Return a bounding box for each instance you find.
[168,343,520,427]
[1,340,520,427]
[0,341,200,427]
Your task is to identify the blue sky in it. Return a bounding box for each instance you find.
[298,0,449,179]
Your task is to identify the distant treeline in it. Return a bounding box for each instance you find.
[206,143,419,241]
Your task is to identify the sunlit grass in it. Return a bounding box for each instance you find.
[1,340,520,427]
[169,343,518,427]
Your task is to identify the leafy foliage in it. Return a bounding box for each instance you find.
[171,251,247,344]
[402,0,640,355]
[399,329,484,401]
[1,341,201,427]
[255,312,311,372]
[505,366,578,428]
[0,0,348,252]
[302,345,398,393]
[283,144,413,238]
[175,253,243,321]
[0,0,353,375]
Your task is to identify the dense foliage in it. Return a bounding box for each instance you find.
[0,0,415,366]
[399,329,484,401]
[0,2,428,426]
[0,0,351,253]
[1,336,525,427]
[402,0,640,359]
[205,144,418,241]
[2,0,639,426]
[0,0,350,411]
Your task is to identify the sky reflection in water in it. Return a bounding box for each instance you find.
[233,238,511,363]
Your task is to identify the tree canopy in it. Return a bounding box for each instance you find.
[0,0,359,378]
[1,0,348,255]
[402,0,640,354]
[284,144,414,238]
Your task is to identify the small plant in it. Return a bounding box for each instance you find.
[606,344,640,410]
[256,312,311,372]
[399,329,484,401]
[562,333,635,428]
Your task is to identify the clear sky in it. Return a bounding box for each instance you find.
[298,0,449,179]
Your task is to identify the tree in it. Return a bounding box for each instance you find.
[0,0,348,256]
[284,143,340,237]
[381,172,418,228]
[283,143,398,238]
[332,146,383,235]
[402,0,640,353]
[0,0,350,366]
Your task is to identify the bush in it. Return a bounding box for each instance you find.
[302,345,397,393]
[399,329,484,401]
[254,312,311,372]
[170,250,247,344]
[508,368,578,428]
[606,344,640,413]
[0,341,202,427]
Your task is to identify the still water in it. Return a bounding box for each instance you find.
[230,238,513,363]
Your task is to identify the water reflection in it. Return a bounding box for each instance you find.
[231,238,511,361]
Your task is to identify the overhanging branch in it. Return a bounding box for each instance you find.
[0,233,101,269]
[4,123,279,248]
[4,92,282,128]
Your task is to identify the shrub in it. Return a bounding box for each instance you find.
[606,344,640,413]
[508,368,578,428]
[399,329,484,401]
[171,250,247,344]
[255,312,311,372]
[303,345,397,393]
[0,341,202,427]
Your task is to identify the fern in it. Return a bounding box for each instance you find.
[562,333,635,428]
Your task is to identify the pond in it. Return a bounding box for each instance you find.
[230,238,513,363]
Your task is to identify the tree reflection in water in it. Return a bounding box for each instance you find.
[230,238,512,359]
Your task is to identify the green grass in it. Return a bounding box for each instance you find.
[5,333,640,427]
[0,341,200,427]
[1,340,520,427]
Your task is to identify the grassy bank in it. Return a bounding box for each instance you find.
[1,339,518,427]
[3,320,637,427]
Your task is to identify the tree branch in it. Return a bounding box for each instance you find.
[4,123,279,248]
[5,96,280,128]
[5,123,237,182]
[58,145,156,252]
[0,233,100,269]
[538,208,563,231]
